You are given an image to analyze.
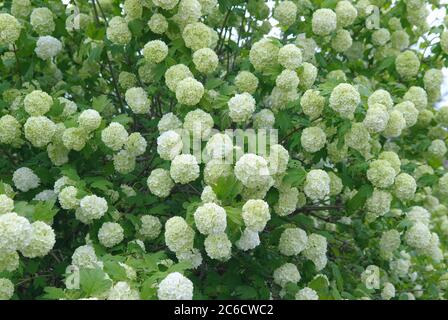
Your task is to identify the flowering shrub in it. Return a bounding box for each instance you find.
[1,0,448,301]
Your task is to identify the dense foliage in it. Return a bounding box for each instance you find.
[1,0,448,300]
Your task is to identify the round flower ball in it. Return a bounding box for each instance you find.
[125,87,151,114]
[20,221,56,258]
[394,173,416,201]
[30,7,54,35]
[0,278,14,300]
[236,229,260,251]
[296,287,319,300]
[278,44,302,70]
[78,109,101,132]
[176,77,204,106]
[273,1,297,27]
[0,212,32,253]
[101,122,129,151]
[125,132,147,157]
[137,215,162,240]
[395,50,420,79]
[304,169,330,200]
[106,16,131,45]
[312,9,337,36]
[143,40,168,64]
[158,112,182,133]
[182,22,212,51]
[0,115,21,145]
[157,272,193,300]
[183,109,214,139]
[404,222,431,250]
[204,232,232,261]
[98,222,124,248]
[12,167,40,192]
[0,194,14,215]
[253,109,275,129]
[157,130,183,161]
[301,89,325,120]
[113,150,136,174]
[228,92,256,123]
[241,199,270,232]
[383,110,406,138]
[329,83,360,119]
[273,263,301,287]
[368,89,393,110]
[234,153,272,189]
[24,116,56,148]
[331,29,353,53]
[301,126,326,153]
[77,195,108,224]
[165,64,193,92]
[0,13,21,45]
[147,168,174,198]
[194,203,227,235]
[367,160,396,189]
[335,0,357,27]
[372,28,391,46]
[58,186,79,210]
[164,216,195,253]
[35,36,62,60]
[279,228,308,256]
[234,71,259,94]
[62,127,88,151]
[193,48,218,74]
[276,70,299,91]
[249,38,279,72]
[363,103,389,133]
[170,154,200,184]
[395,101,419,128]
[148,13,168,34]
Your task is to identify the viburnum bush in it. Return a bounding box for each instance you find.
[1,0,448,301]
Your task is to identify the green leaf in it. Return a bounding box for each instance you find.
[346,184,373,214]
[103,261,128,281]
[92,95,111,113]
[41,287,67,300]
[33,200,59,224]
[79,268,112,296]
[283,167,307,187]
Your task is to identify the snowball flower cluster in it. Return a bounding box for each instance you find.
[106,16,131,45]
[30,7,54,35]
[35,36,62,60]
[228,92,256,123]
[20,221,56,258]
[143,40,168,64]
[157,272,193,300]
[234,71,259,94]
[170,154,200,184]
[176,77,204,106]
[125,87,151,114]
[234,154,272,189]
[98,222,124,248]
[329,83,360,119]
[147,168,174,198]
[12,167,40,192]
[304,170,330,200]
[0,13,21,45]
[204,233,232,261]
[165,216,195,253]
[367,160,397,189]
[273,263,301,287]
[76,195,108,224]
[101,122,129,151]
[138,215,162,240]
[301,127,326,153]
[312,9,337,36]
[279,228,308,256]
[194,203,227,235]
